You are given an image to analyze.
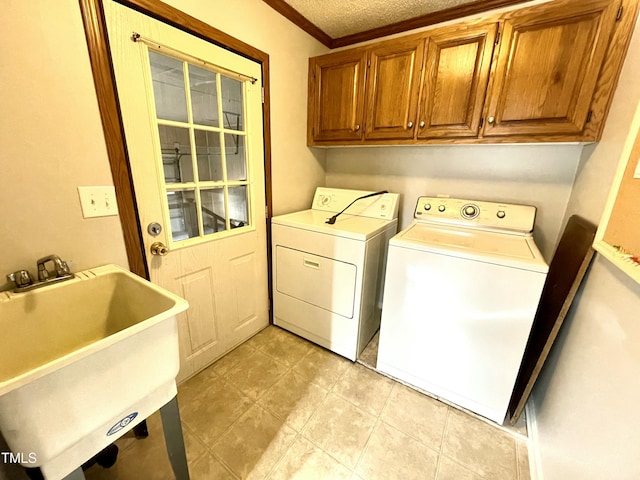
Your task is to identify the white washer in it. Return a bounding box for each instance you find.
[377,196,548,424]
[272,187,400,360]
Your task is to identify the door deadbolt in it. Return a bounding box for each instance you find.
[147,222,162,236]
[150,242,169,256]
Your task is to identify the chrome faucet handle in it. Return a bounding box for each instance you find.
[7,269,34,287]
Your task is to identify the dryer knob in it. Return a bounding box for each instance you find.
[423,203,431,211]
[438,205,446,212]
[497,210,506,219]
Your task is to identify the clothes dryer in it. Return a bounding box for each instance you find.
[272,188,399,360]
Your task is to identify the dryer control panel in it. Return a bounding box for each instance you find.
[313,187,400,220]
[414,196,536,233]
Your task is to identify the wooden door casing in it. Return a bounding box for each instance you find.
[364,37,425,140]
[483,0,620,137]
[309,49,367,142]
[417,23,498,138]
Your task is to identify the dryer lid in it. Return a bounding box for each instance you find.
[393,223,548,273]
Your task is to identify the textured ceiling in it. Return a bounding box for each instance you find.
[284,0,482,38]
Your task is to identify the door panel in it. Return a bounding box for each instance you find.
[483,0,619,136]
[365,38,425,140]
[418,23,497,138]
[104,0,268,382]
[309,49,367,142]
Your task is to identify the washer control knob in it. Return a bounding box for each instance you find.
[438,205,446,212]
[423,203,431,211]
[464,205,477,216]
[497,210,506,219]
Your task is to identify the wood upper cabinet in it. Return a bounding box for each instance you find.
[483,0,620,137]
[417,23,498,138]
[307,0,637,145]
[364,38,425,140]
[308,49,367,142]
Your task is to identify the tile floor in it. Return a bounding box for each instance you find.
[84,326,530,480]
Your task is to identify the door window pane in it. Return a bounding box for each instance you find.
[221,75,244,131]
[158,125,193,183]
[201,188,227,235]
[149,52,188,122]
[189,65,219,127]
[225,134,246,181]
[148,51,253,246]
[195,129,223,182]
[167,190,199,241]
[228,186,249,228]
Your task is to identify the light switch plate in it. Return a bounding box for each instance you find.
[78,186,119,218]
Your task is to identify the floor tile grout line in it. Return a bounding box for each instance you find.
[433,408,452,480]
[263,431,302,480]
[181,417,240,480]
[298,427,357,476]
[351,417,382,478]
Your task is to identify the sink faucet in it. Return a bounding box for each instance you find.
[37,254,71,281]
[6,254,73,292]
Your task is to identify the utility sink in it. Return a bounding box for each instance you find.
[0,264,188,479]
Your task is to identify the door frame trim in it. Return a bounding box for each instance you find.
[78,0,273,280]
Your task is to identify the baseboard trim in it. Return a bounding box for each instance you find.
[525,400,543,480]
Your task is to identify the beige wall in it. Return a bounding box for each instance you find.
[0,0,129,285]
[530,15,640,480]
[163,0,329,216]
[0,0,327,288]
[325,144,582,262]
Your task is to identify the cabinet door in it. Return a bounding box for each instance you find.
[417,23,498,139]
[308,49,367,142]
[364,38,425,140]
[483,0,619,137]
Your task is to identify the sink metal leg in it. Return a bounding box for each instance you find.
[61,467,85,480]
[159,396,190,480]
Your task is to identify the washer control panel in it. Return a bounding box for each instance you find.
[415,196,536,233]
[313,187,400,220]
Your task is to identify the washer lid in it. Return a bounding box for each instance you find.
[272,209,397,241]
[393,223,548,272]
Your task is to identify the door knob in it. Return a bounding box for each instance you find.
[419,121,425,128]
[150,242,169,256]
[353,124,361,132]
[407,121,414,128]
[488,116,496,125]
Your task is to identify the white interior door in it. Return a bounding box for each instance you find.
[104,0,269,382]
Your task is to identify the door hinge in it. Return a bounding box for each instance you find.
[261,87,265,104]
[586,110,593,123]
[265,205,269,219]
[367,59,371,68]
[479,117,484,129]
[495,31,500,45]
[616,5,623,21]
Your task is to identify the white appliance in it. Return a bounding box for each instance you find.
[272,187,400,360]
[377,196,548,424]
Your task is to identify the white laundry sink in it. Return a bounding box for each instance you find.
[0,264,188,479]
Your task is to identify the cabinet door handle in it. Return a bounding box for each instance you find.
[407,121,414,128]
[353,124,361,132]
[488,116,496,125]
[419,121,425,128]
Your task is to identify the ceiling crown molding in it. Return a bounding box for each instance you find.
[263,0,535,49]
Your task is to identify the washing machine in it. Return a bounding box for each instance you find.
[272,187,400,361]
[377,196,548,424]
